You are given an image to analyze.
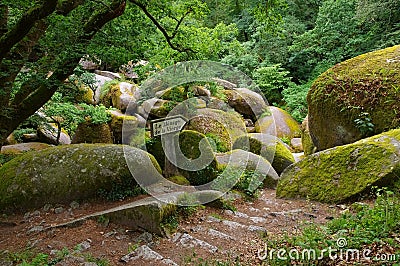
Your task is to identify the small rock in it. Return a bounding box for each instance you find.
[207,228,235,240]
[27,226,44,234]
[43,204,52,212]
[78,239,92,251]
[54,207,64,214]
[303,213,317,219]
[70,201,80,209]
[138,232,153,244]
[248,225,267,234]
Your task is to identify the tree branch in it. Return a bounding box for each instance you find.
[14,0,126,111]
[130,0,194,53]
[171,8,192,39]
[0,4,8,37]
[0,0,58,62]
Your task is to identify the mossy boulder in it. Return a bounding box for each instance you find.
[185,108,247,152]
[108,110,139,144]
[307,45,400,151]
[37,123,71,145]
[1,143,52,155]
[233,133,295,174]
[5,134,17,145]
[0,144,161,212]
[276,129,400,203]
[100,81,139,112]
[167,175,191,186]
[139,98,172,118]
[76,85,95,104]
[301,115,315,156]
[164,130,219,186]
[146,136,165,170]
[255,106,301,139]
[215,149,279,189]
[224,88,268,120]
[155,86,186,101]
[72,121,113,144]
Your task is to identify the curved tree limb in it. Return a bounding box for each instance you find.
[0,0,127,146]
[130,0,194,53]
[0,0,58,62]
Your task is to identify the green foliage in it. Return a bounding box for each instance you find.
[42,100,111,136]
[4,246,109,266]
[252,64,292,105]
[205,133,228,152]
[281,82,309,122]
[354,112,375,137]
[212,167,264,199]
[80,104,111,125]
[12,128,36,142]
[206,82,226,101]
[98,182,146,201]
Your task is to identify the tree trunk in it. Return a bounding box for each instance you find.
[0,0,127,149]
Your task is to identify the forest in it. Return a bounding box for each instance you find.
[1,0,400,265]
[1,0,399,142]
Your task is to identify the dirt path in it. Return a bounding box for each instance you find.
[0,189,343,265]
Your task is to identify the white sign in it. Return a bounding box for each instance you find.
[151,115,187,136]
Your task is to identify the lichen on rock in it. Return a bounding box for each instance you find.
[276,129,400,203]
[185,108,247,152]
[0,144,161,212]
[255,106,301,139]
[307,45,400,151]
[232,133,295,174]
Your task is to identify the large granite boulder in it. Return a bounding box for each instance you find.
[184,108,247,152]
[307,45,400,151]
[108,110,139,144]
[72,121,113,144]
[255,106,301,139]
[276,129,400,203]
[224,88,268,120]
[37,123,71,145]
[0,144,161,212]
[1,143,52,155]
[163,130,219,186]
[233,133,295,174]
[215,149,279,189]
[101,81,140,112]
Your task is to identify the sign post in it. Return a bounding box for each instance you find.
[151,115,187,137]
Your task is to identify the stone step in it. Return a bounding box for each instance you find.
[120,245,178,265]
[45,190,223,236]
[171,232,218,253]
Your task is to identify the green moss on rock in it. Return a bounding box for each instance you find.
[276,129,400,203]
[255,106,301,139]
[308,45,400,151]
[108,110,139,144]
[164,130,219,186]
[232,133,295,174]
[300,115,315,156]
[0,144,161,212]
[72,121,113,144]
[167,175,191,186]
[185,108,247,152]
[215,149,279,189]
